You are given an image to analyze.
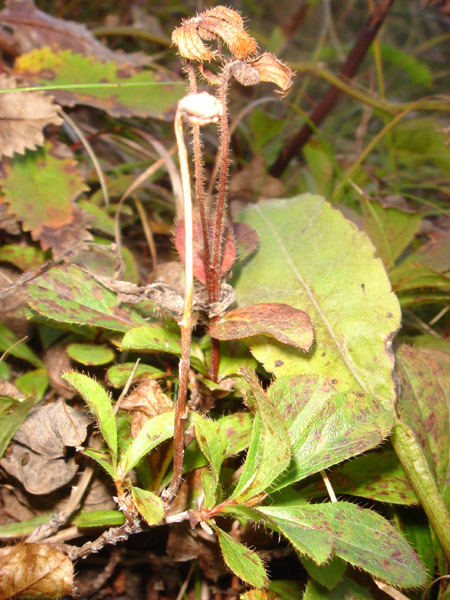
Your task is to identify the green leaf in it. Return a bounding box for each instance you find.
[393,118,450,177]
[0,244,46,270]
[122,325,205,372]
[194,413,228,485]
[182,412,253,476]
[14,48,184,119]
[299,556,346,590]
[119,411,174,476]
[131,486,164,526]
[360,201,421,270]
[256,502,426,587]
[230,368,291,503]
[28,264,146,332]
[106,363,165,387]
[0,140,88,254]
[303,577,375,600]
[201,468,218,509]
[83,447,116,479]
[66,343,115,366]
[0,322,44,367]
[390,262,450,294]
[214,525,268,589]
[378,42,433,89]
[210,303,313,352]
[268,580,303,600]
[268,376,393,490]
[0,396,36,458]
[300,448,418,505]
[73,510,125,528]
[0,514,52,538]
[63,372,117,459]
[15,368,48,401]
[232,195,401,410]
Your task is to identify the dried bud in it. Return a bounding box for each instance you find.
[172,6,257,62]
[178,92,223,126]
[229,61,260,86]
[247,52,293,96]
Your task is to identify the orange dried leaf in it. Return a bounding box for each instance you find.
[0,543,73,599]
[0,74,62,159]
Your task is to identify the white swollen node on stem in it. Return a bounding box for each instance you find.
[178,92,223,126]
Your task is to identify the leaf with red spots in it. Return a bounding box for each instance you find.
[13,48,183,120]
[267,375,393,490]
[209,303,313,352]
[0,140,90,257]
[231,221,259,263]
[397,344,450,502]
[27,264,146,332]
[255,502,426,587]
[175,213,236,285]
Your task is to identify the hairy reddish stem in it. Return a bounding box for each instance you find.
[270,0,395,177]
[186,62,215,302]
[211,68,232,304]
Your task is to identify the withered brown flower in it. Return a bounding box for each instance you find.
[171,5,258,62]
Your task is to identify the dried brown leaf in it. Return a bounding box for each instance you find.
[0,400,90,494]
[0,542,73,599]
[0,74,62,159]
[0,0,149,66]
[44,345,74,399]
[121,379,173,438]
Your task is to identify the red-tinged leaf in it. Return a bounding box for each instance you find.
[0,74,62,159]
[231,221,259,262]
[0,140,90,257]
[396,345,450,498]
[0,0,150,67]
[0,543,73,599]
[210,303,313,352]
[175,213,236,284]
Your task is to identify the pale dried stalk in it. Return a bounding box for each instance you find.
[162,107,194,504]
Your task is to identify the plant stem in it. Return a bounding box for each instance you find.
[211,67,232,305]
[270,0,395,177]
[391,419,450,562]
[164,108,194,503]
[186,62,214,302]
[208,67,232,383]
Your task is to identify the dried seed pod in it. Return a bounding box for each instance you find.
[178,92,223,126]
[246,52,293,96]
[171,5,257,63]
[229,61,260,86]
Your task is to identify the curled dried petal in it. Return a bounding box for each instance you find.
[248,52,293,96]
[172,18,216,62]
[178,92,224,126]
[171,5,257,62]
